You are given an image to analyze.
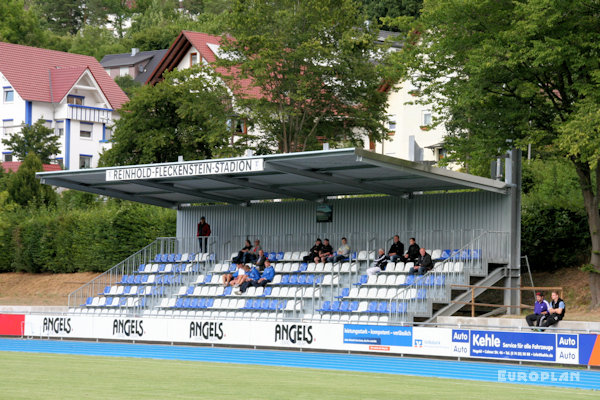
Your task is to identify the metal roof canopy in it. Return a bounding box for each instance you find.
[36,148,509,209]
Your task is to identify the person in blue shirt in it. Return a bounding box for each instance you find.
[235,265,261,294]
[542,290,566,328]
[525,292,549,327]
[256,260,275,287]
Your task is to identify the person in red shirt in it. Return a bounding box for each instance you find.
[197,216,211,252]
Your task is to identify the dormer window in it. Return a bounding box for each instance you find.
[67,95,83,105]
[190,53,199,66]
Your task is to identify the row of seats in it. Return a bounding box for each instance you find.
[317,300,408,314]
[193,273,338,286]
[354,274,446,287]
[153,253,213,263]
[177,285,321,299]
[138,263,202,274]
[120,274,184,286]
[213,262,359,275]
[85,297,146,308]
[335,287,425,300]
[163,297,301,312]
[101,285,166,297]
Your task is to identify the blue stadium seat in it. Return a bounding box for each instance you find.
[126,275,135,284]
[276,252,284,261]
[417,289,427,300]
[391,302,407,313]
[297,275,306,285]
[205,298,214,308]
[339,300,350,312]
[403,275,415,286]
[277,300,287,310]
[259,299,270,310]
[251,299,261,310]
[175,253,182,262]
[229,264,237,272]
[173,264,181,274]
[154,254,162,262]
[141,275,149,284]
[103,297,113,306]
[336,288,350,299]
[298,263,308,272]
[263,287,272,296]
[435,275,446,286]
[173,298,182,308]
[353,275,368,286]
[223,286,233,296]
[330,301,341,312]
[134,275,142,285]
[186,286,194,295]
[424,275,435,286]
[167,254,175,263]
[367,301,378,313]
[472,249,481,260]
[155,275,163,285]
[280,275,290,285]
[189,298,198,308]
[120,275,129,284]
[306,275,315,285]
[197,298,207,309]
[85,297,93,306]
[289,275,298,285]
[140,298,146,308]
[138,264,146,273]
[268,299,278,310]
[349,301,359,312]
[268,252,277,261]
[158,264,166,273]
[317,301,331,312]
[103,286,111,295]
[377,301,389,313]
[165,275,173,285]
[160,254,168,263]
[124,286,131,295]
[314,275,323,284]
[204,275,212,284]
[440,249,451,260]
[242,299,253,309]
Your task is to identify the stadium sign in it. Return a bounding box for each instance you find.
[11,314,600,367]
[105,158,265,181]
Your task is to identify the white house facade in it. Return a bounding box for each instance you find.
[0,42,129,170]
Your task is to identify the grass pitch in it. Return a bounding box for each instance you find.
[0,351,595,400]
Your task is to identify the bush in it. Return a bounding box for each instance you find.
[0,200,175,273]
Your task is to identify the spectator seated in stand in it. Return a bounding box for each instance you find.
[526,291,549,328]
[222,263,244,287]
[403,238,420,262]
[254,260,275,288]
[542,290,566,328]
[303,238,323,263]
[366,248,388,275]
[254,249,268,271]
[388,235,404,262]
[235,264,261,295]
[232,240,252,264]
[247,239,262,264]
[317,238,333,263]
[409,248,433,275]
[328,237,350,263]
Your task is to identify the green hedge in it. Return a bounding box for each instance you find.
[0,202,175,273]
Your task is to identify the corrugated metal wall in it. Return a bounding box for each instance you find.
[177,191,510,257]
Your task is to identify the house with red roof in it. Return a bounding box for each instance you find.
[146,31,262,139]
[0,42,129,170]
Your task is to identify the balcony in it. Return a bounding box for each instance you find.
[67,104,113,124]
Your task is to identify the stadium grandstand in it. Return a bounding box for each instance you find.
[35,147,521,325]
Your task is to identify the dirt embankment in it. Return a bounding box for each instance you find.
[0,272,100,306]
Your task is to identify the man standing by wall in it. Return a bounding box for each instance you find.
[197,216,211,253]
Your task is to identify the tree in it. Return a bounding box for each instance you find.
[360,0,423,30]
[7,153,56,207]
[0,0,49,47]
[33,0,85,35]
[2,120,60,164]
[114,75,142,98]
[219,0,392,153]
[409,0,600,306]
[100,66,240,166]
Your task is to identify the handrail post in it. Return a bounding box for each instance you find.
[471,288,475,317]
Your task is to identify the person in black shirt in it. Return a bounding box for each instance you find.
[409,248,433,275]
[318,238,334,263]
[232,239,252,263]
[388,235,405,262]
[303,238,323,263]
[404,237,420,262]
[254,249,268,271]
